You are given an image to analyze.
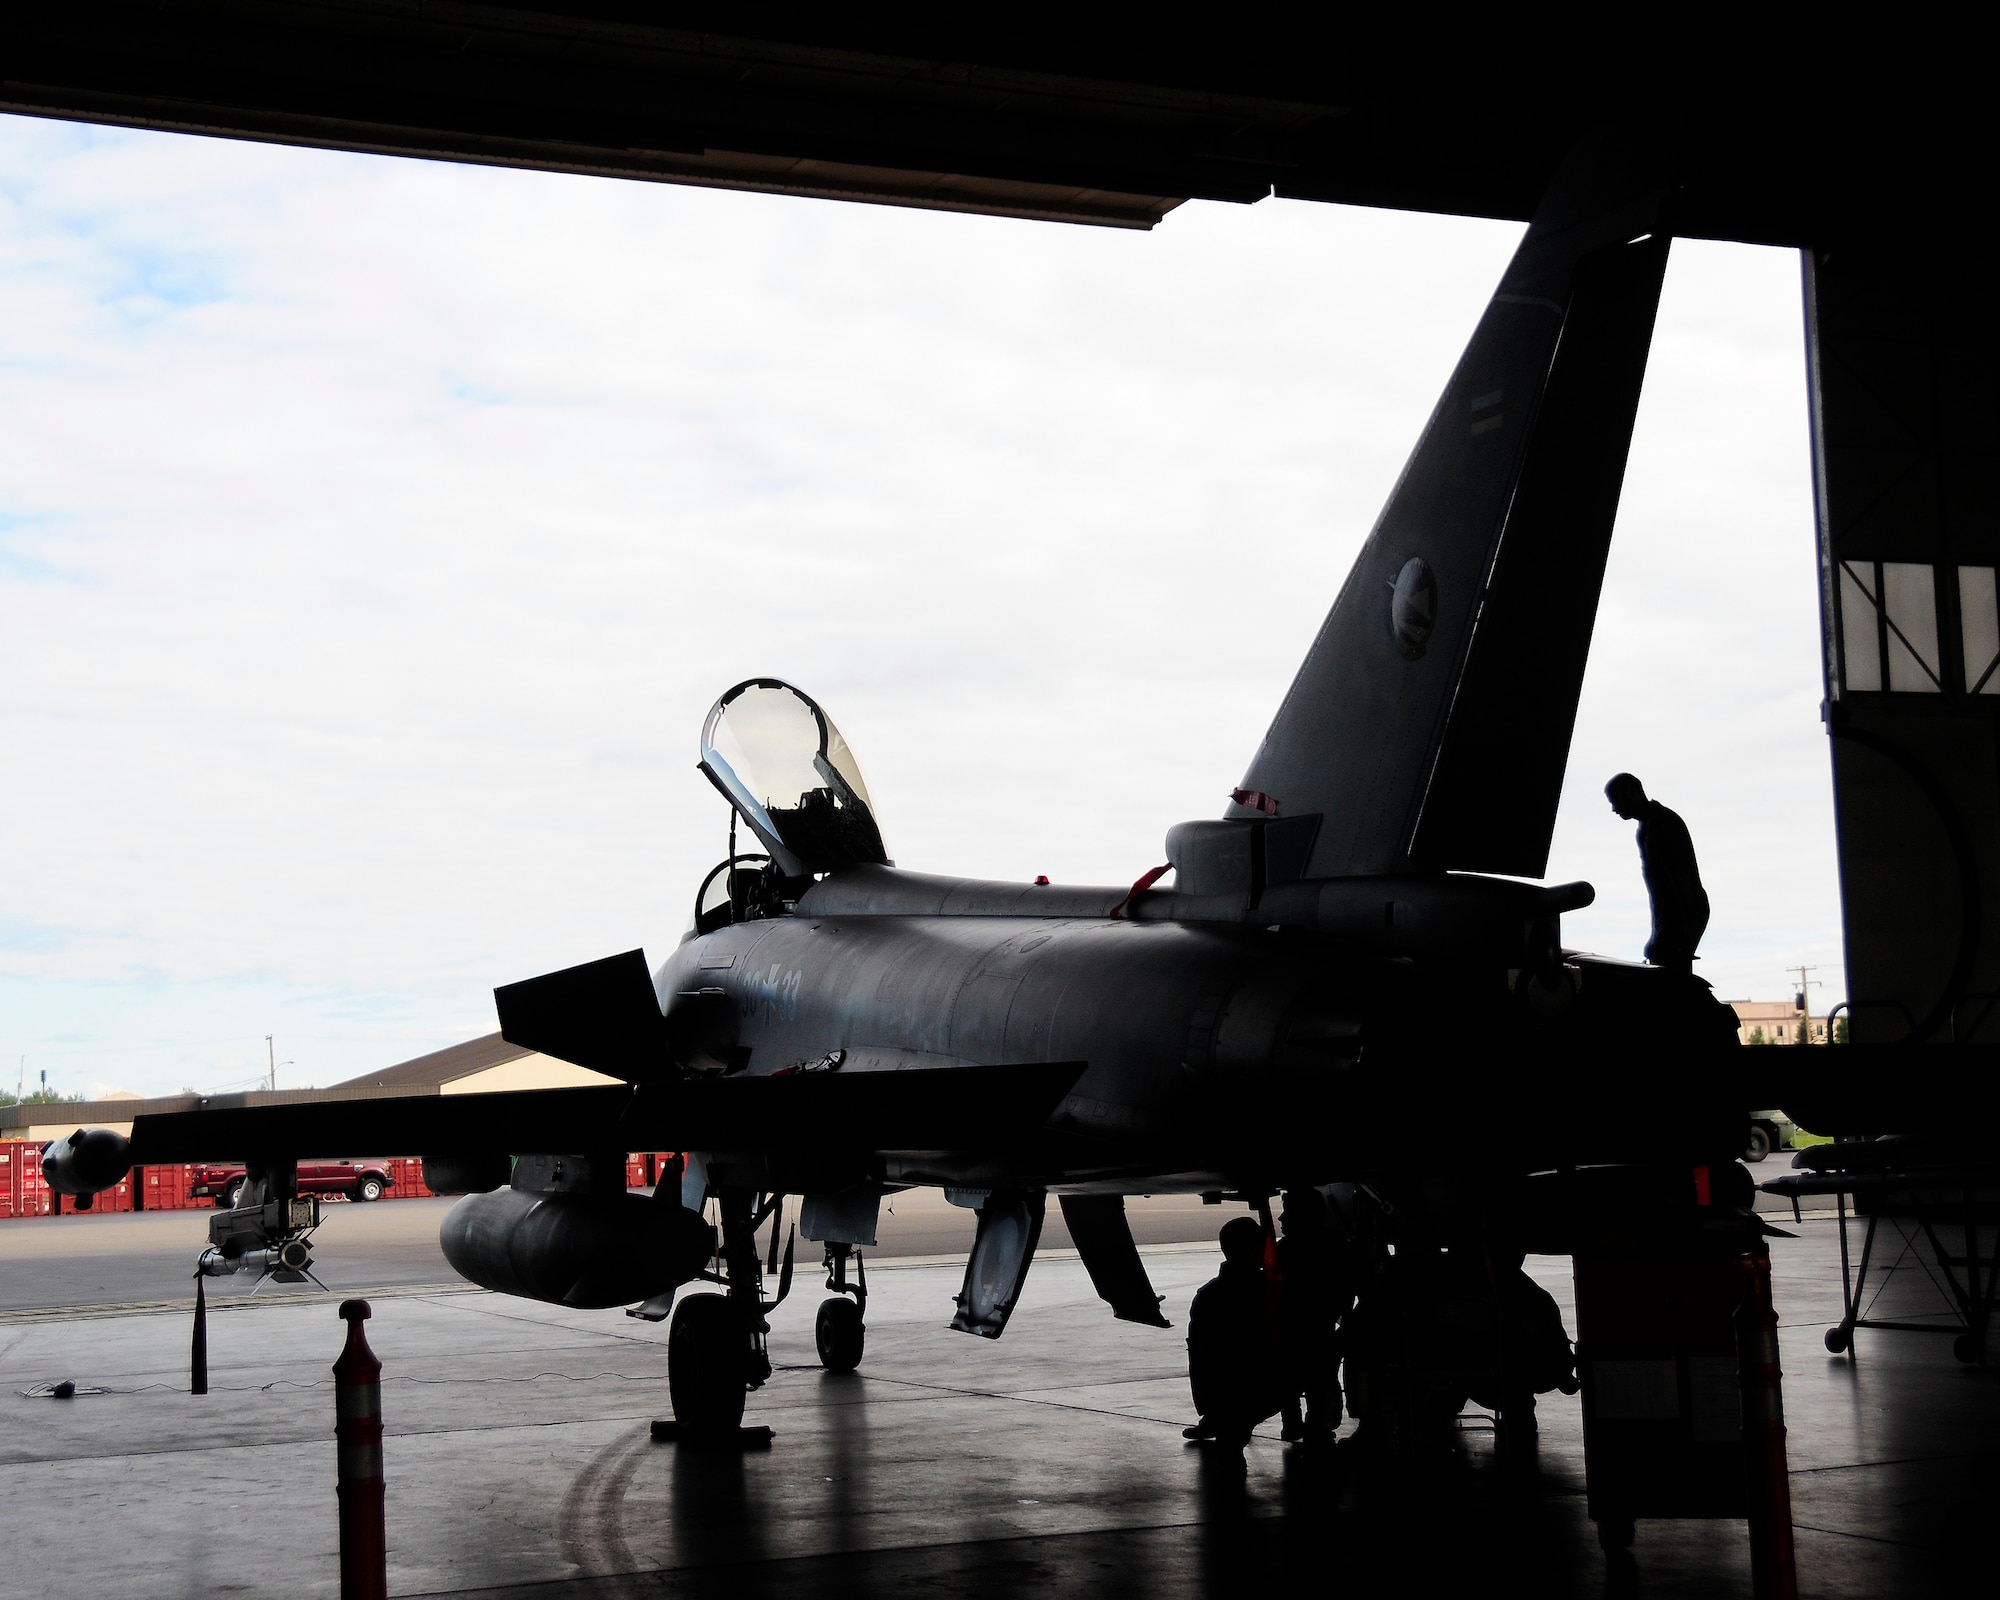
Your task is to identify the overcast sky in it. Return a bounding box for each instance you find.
[0,116,1839,1099]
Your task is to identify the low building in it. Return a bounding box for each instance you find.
[324,1033,619,1098]
[1728,1000,1827,1047]
[0,1033,617,1145]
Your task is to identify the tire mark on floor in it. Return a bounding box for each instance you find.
[556,1421,654,1595]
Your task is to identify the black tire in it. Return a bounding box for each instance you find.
[1954,1332,1983,1364]
[355,1176,385,1202]
[222,1179,247,1210]
[668,1294,747,1437]
[1825,1325,1851,1354]
[1597,1513,1637,1551]
[1743,1124,1772,1163]
[816,1297,865,1372]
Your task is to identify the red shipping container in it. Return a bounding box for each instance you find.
[8,1138,52,1217]
[97,1171,134,1213]
[0,1139,165,1217]
[142,1163,201,1211]
[382,1157,435,1200]
[11,1137,39,1217]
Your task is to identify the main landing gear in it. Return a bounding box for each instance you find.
[816,1242,868,1372]
[662,1184,790,1443]
[666,1293,746,1435]
[659,1187,872,1440]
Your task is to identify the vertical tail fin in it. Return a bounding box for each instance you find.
[1234,133,1673,879]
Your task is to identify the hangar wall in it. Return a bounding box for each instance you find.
[1807,247,2000,1042]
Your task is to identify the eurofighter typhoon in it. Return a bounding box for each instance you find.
[45,137,1761,1448]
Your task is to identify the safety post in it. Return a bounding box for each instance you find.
[333,1299,388,1600]
[190,1273,208,1395]
[1737,1251,1798,1600]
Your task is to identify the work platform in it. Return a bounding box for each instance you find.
[0,1209,1986,1598]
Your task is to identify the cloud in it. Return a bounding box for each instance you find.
[0,115,1836,1093]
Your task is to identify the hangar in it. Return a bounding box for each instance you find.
[3,12,1993,1595]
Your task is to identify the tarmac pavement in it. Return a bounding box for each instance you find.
[0,1169,1808,1315]
[0,1203,1991,1598]
[0,1189,1224,1314]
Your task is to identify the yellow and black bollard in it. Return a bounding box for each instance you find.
[333,1299,388,1600]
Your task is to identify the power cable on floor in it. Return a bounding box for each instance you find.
[19,1369,669,1399]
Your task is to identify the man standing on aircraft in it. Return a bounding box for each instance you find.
[1604,773,1710,974]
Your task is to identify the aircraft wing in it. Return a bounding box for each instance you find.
[124,1086,633,1165]
[121,1062,1086,1166]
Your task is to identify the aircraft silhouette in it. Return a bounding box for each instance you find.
[45,132,1759,1443]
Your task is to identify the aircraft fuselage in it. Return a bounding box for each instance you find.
[654,870,1744,1197]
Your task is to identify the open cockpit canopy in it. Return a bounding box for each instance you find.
[698,679,889,876]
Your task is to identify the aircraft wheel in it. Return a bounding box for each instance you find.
[816,1297,865,1372]
[1743,1125,1771,1163]
[1824,1326,1850,1354]
[1954,1332,1983,1364]
[668,1294,747,1437]
[1596,1513,1636,1551]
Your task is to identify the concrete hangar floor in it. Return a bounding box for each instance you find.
[0,1191,1987,1597]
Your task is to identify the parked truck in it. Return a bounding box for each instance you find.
[190,1159,394,1207]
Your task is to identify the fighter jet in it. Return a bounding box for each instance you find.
[44,133,1755,1442]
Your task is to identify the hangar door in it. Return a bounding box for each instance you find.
[1808,248,2000,1042]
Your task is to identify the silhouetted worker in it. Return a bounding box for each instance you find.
[1185,1216,1282,1449]
[1276,1187,1353,1444]
[1458,1243,1580,1433]
[1605,773,1709,973]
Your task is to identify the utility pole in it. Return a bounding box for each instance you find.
[267,1035,276,1092]
[1788,966,1822,1044]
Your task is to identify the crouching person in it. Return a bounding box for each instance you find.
[1185,1216,1283,1449]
